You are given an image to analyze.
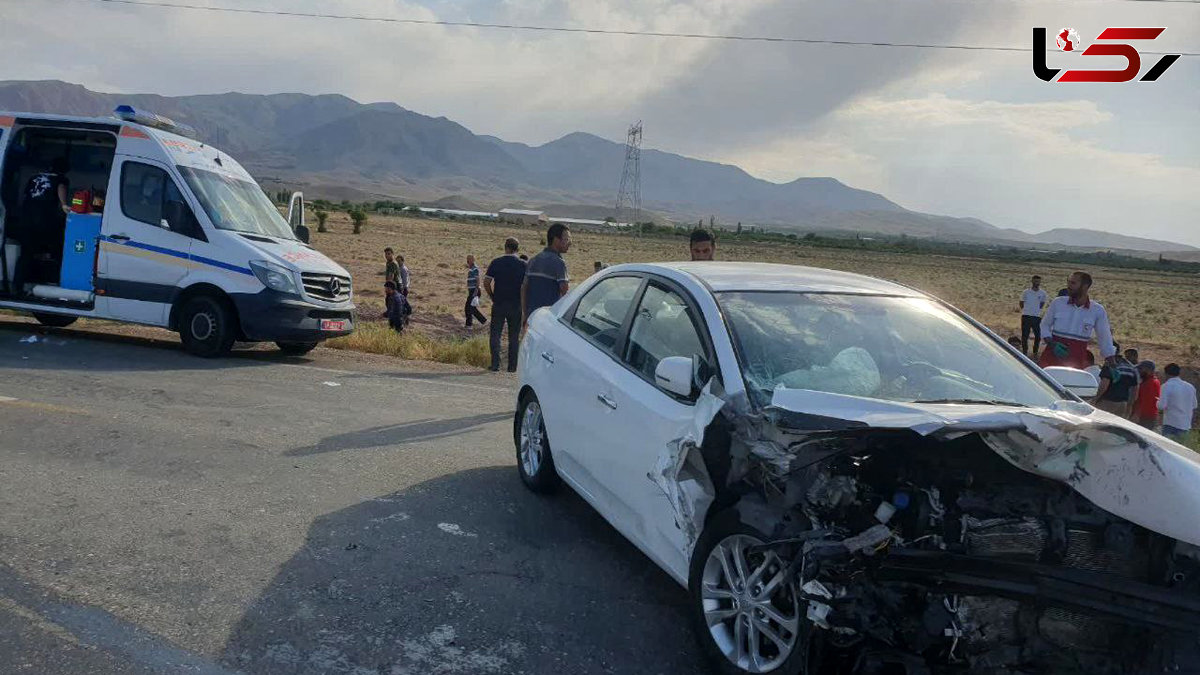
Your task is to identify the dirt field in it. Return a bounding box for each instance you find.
[313,211,1200,369]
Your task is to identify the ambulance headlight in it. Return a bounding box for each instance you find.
[250,260,299,294]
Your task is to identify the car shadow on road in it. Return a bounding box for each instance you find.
[220,465,704,675]
[285,412,515,457]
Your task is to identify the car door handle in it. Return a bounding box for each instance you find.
[108,234,131,243]
[541,351,554,364]
[597,393,618,410]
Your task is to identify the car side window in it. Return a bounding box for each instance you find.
[624,283,707,387]
[120,162,197,237]
[569,276,642,352]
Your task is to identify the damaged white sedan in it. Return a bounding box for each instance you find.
[514,262,1200,675]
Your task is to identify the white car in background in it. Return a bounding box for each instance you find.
[514,262,1200,675]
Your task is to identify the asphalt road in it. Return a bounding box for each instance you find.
[0,323,705,674]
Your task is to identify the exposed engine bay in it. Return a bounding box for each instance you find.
[731,428,1200,674]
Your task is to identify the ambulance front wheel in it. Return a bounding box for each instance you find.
[179,295,236,358]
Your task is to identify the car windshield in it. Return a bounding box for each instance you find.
[718,292,1063,410]
[178,166,295,240]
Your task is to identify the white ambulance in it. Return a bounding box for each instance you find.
[0,106,355,357]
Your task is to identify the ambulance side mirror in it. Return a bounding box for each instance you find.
[295,225,311,244]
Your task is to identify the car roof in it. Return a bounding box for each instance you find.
[644,261,925,296]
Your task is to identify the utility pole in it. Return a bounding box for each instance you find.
[615,121,642,236]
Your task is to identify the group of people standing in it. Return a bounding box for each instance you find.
[472,224,716,371]
[472,223,572,371]
[378,223,573,371]
[1015,271,1196,441]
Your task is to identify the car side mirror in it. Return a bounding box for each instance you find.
[1044,366,1099,399]
[295,224,311,244]
[655,356,695,398]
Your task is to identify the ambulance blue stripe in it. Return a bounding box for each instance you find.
[190,253,254,276]
[101,236,254,276]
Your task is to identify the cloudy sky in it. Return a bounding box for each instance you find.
[2,0,1198,244]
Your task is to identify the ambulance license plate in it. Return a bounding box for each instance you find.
[320,319,348,331]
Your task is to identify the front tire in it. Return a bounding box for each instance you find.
[179,296,236,358]
[32,312,77,328]
[514,393,559,493]
[690,510,809,675]
[276,341,319,356]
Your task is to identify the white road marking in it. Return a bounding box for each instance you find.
[395,625,522,674]
[369,512,411,524]
[437,523,477,538]
[0,396,89,415]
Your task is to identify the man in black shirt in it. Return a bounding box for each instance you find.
[13,157,71,292]
[484,237,527,372]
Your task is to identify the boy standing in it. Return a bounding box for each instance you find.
[384,281,409,332]
[384,248,401,289]
[397,255,410,295]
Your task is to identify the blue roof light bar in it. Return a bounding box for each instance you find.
[113,105,199,140]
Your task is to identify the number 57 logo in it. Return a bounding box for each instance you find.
[1033,27,1181,82]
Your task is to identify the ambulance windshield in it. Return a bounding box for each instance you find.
[179,167,296,240]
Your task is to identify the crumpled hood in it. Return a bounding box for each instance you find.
[769,387,1200,547]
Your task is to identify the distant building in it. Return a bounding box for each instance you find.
[498,208,548,226]
[554,217,619,228]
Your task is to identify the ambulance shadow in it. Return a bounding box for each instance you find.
[0,320,282,372]
[220,466,705,674]
[285,411,514,457]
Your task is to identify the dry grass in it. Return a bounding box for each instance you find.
[326,321,491,367]
[311,210,1200,369]
[1180,430,1200,453]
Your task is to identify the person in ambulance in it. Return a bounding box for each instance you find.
[11,156,72,292]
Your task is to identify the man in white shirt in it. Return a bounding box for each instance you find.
[1158,363,1197,442]
[1038,271,1116,370]
[1018,274,1048,357]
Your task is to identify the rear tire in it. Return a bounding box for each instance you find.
[32,312,77,328]
[179,295,236,358]
[276,341,319,356]
[514,392,559,493]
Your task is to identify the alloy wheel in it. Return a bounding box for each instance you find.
[519,401,544,477]
[701,534,801,673]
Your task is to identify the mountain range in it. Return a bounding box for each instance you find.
[0,80,1192,253]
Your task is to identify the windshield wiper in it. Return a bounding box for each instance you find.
[225,228,294,241]
[911,398,1028,407]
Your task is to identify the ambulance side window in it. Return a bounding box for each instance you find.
[120,162,199,238]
